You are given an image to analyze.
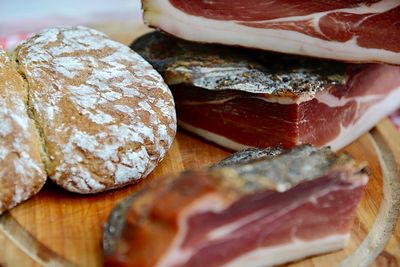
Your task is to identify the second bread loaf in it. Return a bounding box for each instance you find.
[0,48,46,213]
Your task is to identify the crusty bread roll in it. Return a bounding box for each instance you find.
[0,48,46,214]
[13,26,177,193]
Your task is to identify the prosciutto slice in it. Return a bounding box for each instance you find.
[142,0,400,64]
[103,145,368,267]
[131,32,400,151]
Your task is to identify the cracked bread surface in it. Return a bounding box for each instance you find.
[13,26,177,193]
[0,47,47,214]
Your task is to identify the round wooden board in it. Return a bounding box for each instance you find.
[1,23,400,267]
[1,120,399,267]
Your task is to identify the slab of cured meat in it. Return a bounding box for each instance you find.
[103,145,368,267]
[142,0,400,64]
[131,32,400,151]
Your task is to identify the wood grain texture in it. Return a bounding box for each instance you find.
[1,23,399,267]
[339,120,400,267]
[0,131,229,267]
[1,124,400,267]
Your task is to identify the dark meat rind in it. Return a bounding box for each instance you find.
[131,32,345,99]
[214,145,357,193]
[211,147,284,169]
[103,194,137,257]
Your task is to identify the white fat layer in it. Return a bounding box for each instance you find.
[179,120,249,151]
[326,86,400,150]
[250,0,397,24]
[222,234,350,267]
[144,0,400,64]
[157,194,227,267]
[177,90,387,106]
[178,94,312,105]
[315,92,383,108]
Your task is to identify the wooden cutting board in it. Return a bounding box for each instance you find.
[1,23,400,267]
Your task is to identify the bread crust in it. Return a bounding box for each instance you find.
[13,26,177,193]
[0,48,46,214]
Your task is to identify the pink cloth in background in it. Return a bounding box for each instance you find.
[0,0,141,36]
[0,33,30,49]
[1,0,399,131]
[389,110,400,131]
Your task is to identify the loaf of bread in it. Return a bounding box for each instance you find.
[0,48,46,214]
[12,26,177,193]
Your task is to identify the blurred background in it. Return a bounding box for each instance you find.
[0,0,146,49]
[1,0,400,129]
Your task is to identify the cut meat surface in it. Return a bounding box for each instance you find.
[142,0,400,64]
[103,145,368,267]
[132,32,400,151]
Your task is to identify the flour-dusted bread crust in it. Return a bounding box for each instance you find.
[0,48,46,214]
[13,26,177,193]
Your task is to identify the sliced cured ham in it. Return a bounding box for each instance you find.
[142,0,400,64]
[103,145,368,267]
[132,32,400,151]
